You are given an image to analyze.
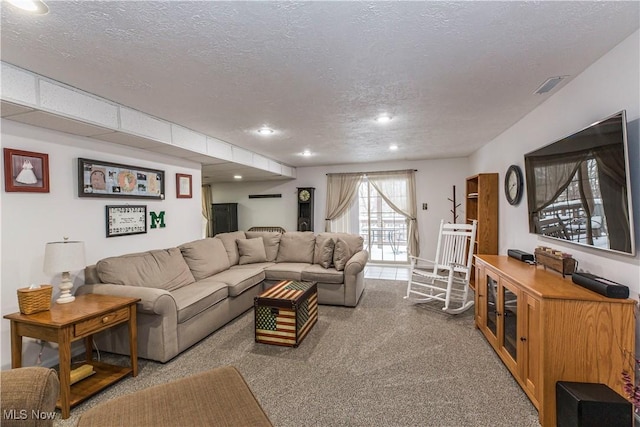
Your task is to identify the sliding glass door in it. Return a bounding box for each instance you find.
[358,180,408,263]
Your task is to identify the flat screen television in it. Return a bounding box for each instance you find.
[524,110,635,256]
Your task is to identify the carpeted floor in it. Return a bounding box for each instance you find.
[55,279,539,426]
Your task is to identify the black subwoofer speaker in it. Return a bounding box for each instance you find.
[556,381,632,427]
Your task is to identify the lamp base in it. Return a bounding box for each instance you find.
[56,293,75,304]
[56,274,75,304]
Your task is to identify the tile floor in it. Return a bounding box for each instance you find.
[364,264,410,281]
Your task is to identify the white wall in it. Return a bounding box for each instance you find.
[212,158,470,261]
[1,120,203,369]
[470,30,640,291]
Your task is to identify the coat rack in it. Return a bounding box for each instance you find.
[448,185,461,223]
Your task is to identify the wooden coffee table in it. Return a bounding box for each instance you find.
[4,294,139,419]
[254,280,318,347]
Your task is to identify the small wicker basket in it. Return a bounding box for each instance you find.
[17,285,53,315]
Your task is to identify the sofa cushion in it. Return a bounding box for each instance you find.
[275,232,315,263]
[237,238,268,265]
[302,264,344,284]
[333,238,353,271]
[245,231,281,262]
[230,262,276,271]
[214,231,246,266]
[179,238,230,281]
[172,279,228,323]
[314,237,335,268]
[316,232,364,259]
[210,268,265,297]
[264,263,309,281]
[96,248,195,292]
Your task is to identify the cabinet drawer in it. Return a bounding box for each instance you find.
[74,307,129,337]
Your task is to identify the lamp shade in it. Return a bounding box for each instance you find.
[43,240,86,273]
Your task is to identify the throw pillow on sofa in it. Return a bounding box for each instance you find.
[245,231,281,262]
[318,238,335,269]
[179,238,230,281]
[276,231,315,263]
[237,238,268,265]
[333,238,352,271]
[96,248,195,291]
[214,231,246,265]
[316,232,364,256]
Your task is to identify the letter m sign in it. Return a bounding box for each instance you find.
[150,211,166,229]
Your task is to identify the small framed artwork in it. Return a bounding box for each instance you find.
[3,148,50,193]
[78,158,165,199]
[106,205,147,237]
[176,173,192,199]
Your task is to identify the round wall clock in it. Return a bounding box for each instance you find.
[299,189,311,202]
[504,165,524,205]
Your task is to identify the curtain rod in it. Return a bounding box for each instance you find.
[326,169,417,176]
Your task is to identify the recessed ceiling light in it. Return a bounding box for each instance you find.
[6,0,49,14]
[233,175,242,180]
[389,144,398,151]
[375,114,392,123]
[302,150,312,157]
[257,127,274,135]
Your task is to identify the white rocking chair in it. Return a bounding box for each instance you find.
[404,219,478,314]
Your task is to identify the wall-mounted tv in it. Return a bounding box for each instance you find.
[524,110,635,256]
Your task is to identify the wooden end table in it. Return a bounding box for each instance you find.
[4,294,140,419]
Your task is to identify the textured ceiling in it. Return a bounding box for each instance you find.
[1,1,639,174]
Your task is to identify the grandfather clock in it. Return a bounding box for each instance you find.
[297,187,315,232]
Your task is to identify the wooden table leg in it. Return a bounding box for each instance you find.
[58,327,72,419]
[128,305,138,377]
[10,321,22,368]
[85,336,93,362]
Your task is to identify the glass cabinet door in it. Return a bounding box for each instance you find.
[486,275,498,338]
[501,284,519,361]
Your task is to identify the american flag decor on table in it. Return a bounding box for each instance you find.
[255,280,318,347]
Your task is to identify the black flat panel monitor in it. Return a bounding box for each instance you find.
[524,110,635,256]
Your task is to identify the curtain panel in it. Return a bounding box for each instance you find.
[325,174,363,232]
[202,184,213,237]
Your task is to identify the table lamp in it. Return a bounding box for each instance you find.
[43,237,86,304]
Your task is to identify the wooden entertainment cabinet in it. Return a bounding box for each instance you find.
[474,255,635,427]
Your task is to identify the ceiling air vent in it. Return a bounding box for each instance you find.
[534,76,569,94]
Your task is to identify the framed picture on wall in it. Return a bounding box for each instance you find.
[106,205,147,237]
[3,148,50,193]
[78,158,165,199]
[176,173,192,198]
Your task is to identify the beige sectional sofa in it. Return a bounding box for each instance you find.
[77,231,368,362]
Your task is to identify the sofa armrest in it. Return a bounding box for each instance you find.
[345,250,368,275]
[0,367,59,427]
[76,284,177,316]
[343,250,368,307]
